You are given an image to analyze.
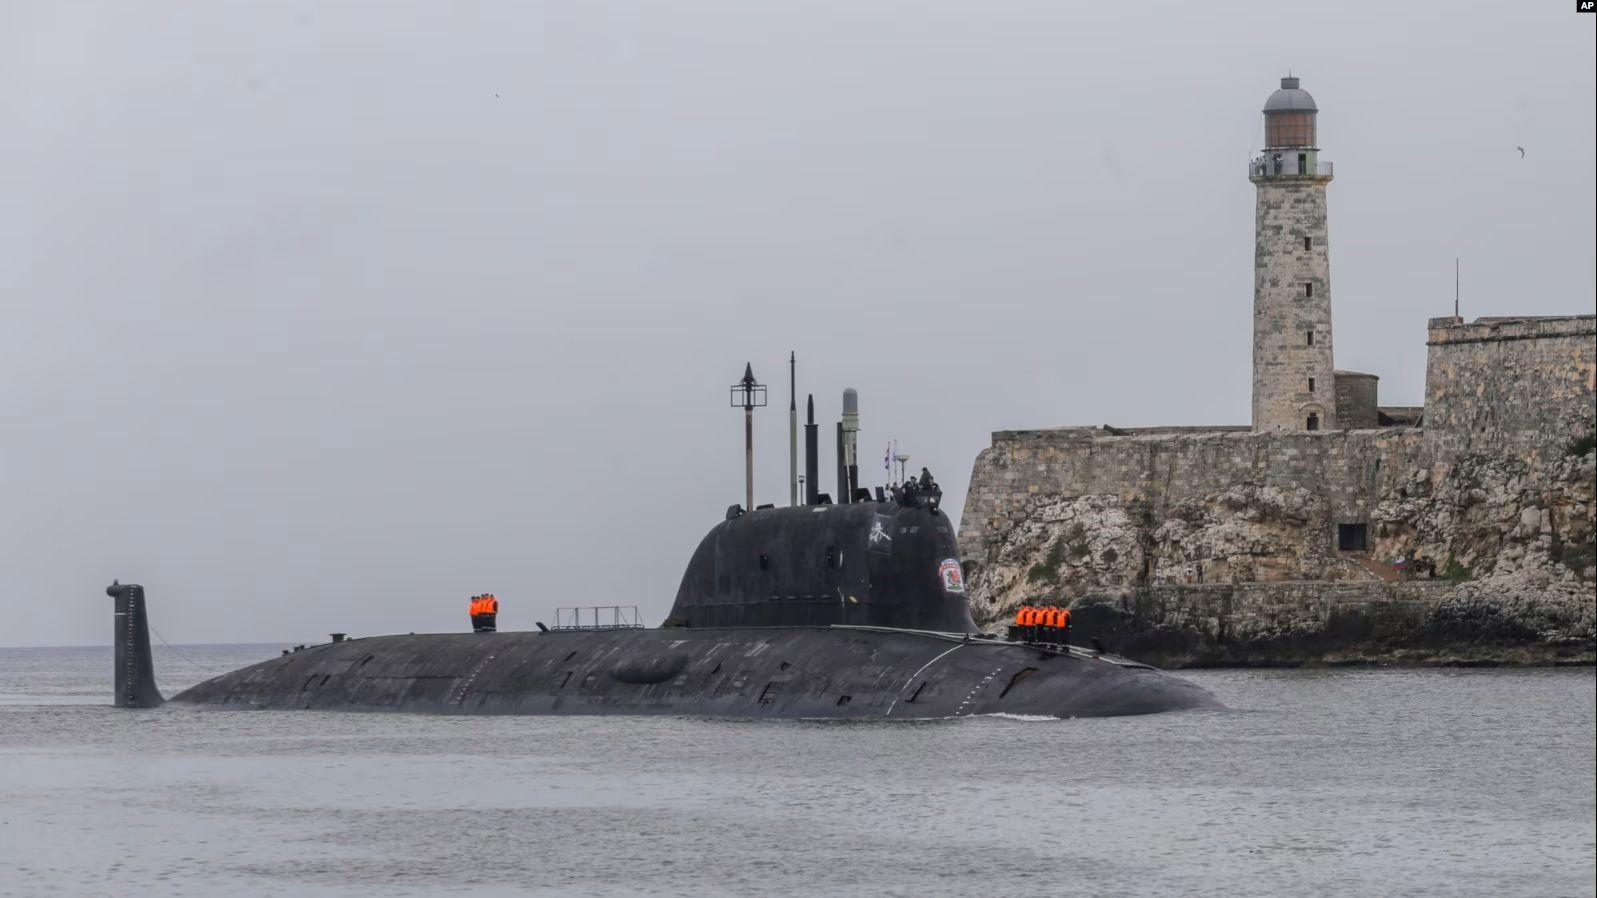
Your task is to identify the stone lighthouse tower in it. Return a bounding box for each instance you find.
[1251,76,1336,433]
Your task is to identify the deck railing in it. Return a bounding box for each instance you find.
[551,605,645,630]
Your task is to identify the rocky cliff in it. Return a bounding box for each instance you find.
[964,442,1596,666]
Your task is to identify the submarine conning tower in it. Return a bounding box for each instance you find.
[666,481,976,632]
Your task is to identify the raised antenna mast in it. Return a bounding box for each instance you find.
[788,352,798,506]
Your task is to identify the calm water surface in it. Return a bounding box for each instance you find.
[0,645,1592,898]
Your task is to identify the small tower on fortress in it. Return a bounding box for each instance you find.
[1251,76,1336,433]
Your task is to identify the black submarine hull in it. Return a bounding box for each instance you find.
[171,626,1219,718]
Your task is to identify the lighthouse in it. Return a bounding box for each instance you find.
[1250,76,1336,433]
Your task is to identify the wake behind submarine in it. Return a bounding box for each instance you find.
[107,377,1219,719]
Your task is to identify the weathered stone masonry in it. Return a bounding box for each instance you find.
[1424,315,1596,458]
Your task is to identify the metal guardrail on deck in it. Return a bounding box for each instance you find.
[551,606,645,630]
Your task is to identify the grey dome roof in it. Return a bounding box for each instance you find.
[1263,76,1317,113]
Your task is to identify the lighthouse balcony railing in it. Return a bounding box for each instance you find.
[1249,158,1333,179]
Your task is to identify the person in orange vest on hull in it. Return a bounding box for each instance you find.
[469,594,500,633]
[481,594,498,632]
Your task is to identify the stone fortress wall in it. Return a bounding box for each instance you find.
[1423,315,1596,457]
[957,315,1596,664]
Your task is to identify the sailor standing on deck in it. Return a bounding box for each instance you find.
[469,594,499,633]
[478,594,498,633]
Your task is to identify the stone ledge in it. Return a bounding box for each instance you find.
[1427,314,1596,346]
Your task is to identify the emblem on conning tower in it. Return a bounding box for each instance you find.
[939,559,965,593]
[868,514,894,554]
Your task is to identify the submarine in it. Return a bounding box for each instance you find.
[107,377,1219,719]
[108,482,1218,719]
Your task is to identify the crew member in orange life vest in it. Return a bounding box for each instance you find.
[469,594,500,633]
[469,591,495,632]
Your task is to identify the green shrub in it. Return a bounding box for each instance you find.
[1567,432,1597,457]
[1553,539,1596,578]
[1442,558,1473,582]
[1045,540,1070,569]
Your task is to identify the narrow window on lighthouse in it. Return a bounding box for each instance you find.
[1305,282,1314,298]
[1308,377,1316,393]
[1306,331,1315,346]
[1304,236,1312,251]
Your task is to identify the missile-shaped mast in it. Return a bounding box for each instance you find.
[729,363,766,512]
[804,394,819,504]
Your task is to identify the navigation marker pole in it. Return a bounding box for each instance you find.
[730,363,767,512]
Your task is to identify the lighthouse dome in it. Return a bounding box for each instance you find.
[1263,76,1317,113]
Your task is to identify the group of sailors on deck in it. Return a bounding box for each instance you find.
[1011,604,1072,646]
[469,594,499,633]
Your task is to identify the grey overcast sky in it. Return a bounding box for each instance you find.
[2,1,1592,647]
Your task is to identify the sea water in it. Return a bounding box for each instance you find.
[1,645,1592,898]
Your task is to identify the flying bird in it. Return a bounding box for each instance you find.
[1516,146,1525,158]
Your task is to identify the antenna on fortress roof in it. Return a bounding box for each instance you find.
[1455,257,1460,318]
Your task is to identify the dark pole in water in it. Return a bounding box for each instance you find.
[730,363,766,512]
[804,394,819,504]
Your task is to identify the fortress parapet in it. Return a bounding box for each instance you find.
[1424,315,1596,457]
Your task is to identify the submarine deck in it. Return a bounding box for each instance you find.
[172,625,1218,719]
